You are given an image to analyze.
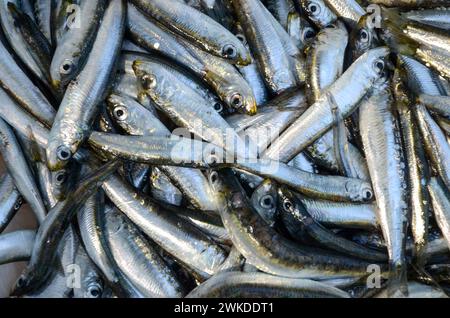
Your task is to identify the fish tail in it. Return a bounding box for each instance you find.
[387,260,409,297]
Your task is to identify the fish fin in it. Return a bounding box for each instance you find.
[387,260,409,297]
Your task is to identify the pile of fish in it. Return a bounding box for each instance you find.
[0,0,450,298]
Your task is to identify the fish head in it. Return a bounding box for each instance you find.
[300,0,336,28]
[46,140,73,171]
[357,47,391,81]
[220,36,252,66]
[345,180,374,203]
[50,52,78,91]
[250,179,279,226]
[350,14,380,60]
[206,70,258,115]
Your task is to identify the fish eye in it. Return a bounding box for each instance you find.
[359,29,369,43]
[55,171,67,185]
[16,276,26,288]
[213,102,223,113]
[362,189,373,201]
[283,199,293,211]
[303,28,316,40]
[230,93,243,108]
[60,59,74,75]
[56,145,72,162]
[113,106,128,121]
[260,194,274,209]
[307,2,321,15]
[141,74,157,90]
[373,59,385,73]
[87,284,102,298]
[209,171,219,185]
[222,44,237,59]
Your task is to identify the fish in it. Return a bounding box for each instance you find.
[359,77,409,297]
[0,174,23,233]
[0,118,47,223]
[0,230,36,265]
[187,272,350,298]
[130,0,250,65]
[46,0,125,171]
[263,47,389,163]
[50,0,106,91]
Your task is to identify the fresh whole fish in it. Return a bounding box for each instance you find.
[0,0,450,299]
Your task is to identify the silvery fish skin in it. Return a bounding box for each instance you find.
[264,47,389,163]
[278,187,387,262]
[306,21,348,104]
[370,0,450,9]
[126,4,254,114]
[0,88,50,149]
[88,133,222,169]
[234,159,374,202]
[286,11,316,50]
[375,282,448,299]
[187,272,350,298]
[149,167,183,206]
[381,9,450,80]
[168,37,259,115]
[77,191,120,287]
[415,104,450,190]
[0,174,22,233]
[393,71,430,267]
[126,4,205,76]
[234,26,269,106]
[297,0,337,28]
[227,88,308,132]
[359,78,408,297]
[322,0,365,28]
[0,230,35,265]
[130,0,250,65]
[212,169,378,279]
[112,55,156,113]
[398,55,446,96]
[239,107,304,156]
[23,270,72,298]
[349,14,380,62]
[102,174,227,278]
[0,42,55,128]
[46,0,125,171]
[50,0,106,91]
[263,0,295,29]
[304,21,370,177]
[103,206,185,298]
[7,3,53,85]
[300,198,378,230]
[133,59,252,159]
[428,178,450,251]
[288,152,316,172]
[418,94,450,120]
[232,0,301,95]
[12,161,119,295]
[0,118,47,224]
[72,244,105,299]
[107,94,218,211]
[125,55,223,114]
[34,0,54,45]
[403,8,450,31]
[0,0,48,83]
